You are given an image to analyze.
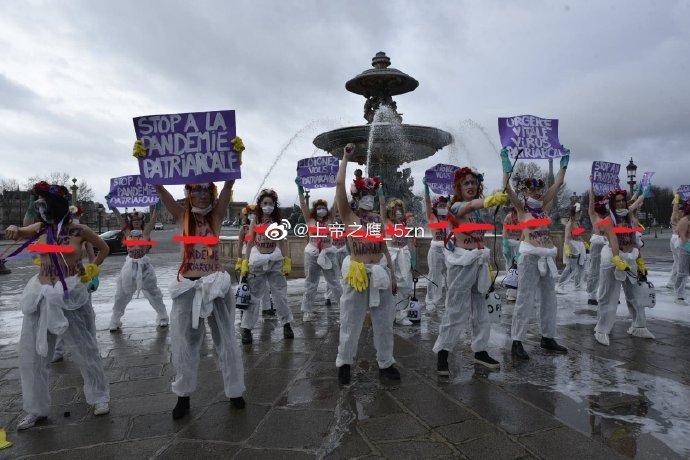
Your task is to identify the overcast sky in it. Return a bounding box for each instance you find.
[1,0,689,209]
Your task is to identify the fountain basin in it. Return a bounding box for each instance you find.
[313,124,453,165]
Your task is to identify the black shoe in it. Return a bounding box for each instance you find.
[512,340,530,360]
[337,364,351,385]
[474,351,500,369]
[325,299,332,306]
[283,323,294,339]
[172,396,190,419]
[437,350,449,376]
[229,397,246,409]
[379,365,401,380]
[541,337,568,354]
[588,299,599,306]
[241,328,253,344]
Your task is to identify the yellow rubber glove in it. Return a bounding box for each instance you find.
[235,258,244,271]
[565,244,572,258]
[0,428,12,449]
[612,255,629,271]
[33,256,41,266]
[345,260,369,292]
[80,263,100,283]
[673,193,680,205]
[489,265,496,282]
[282,256,292,276]
[636,257,648,276]
[584,242,590,251]
[483,191,509,209]
[240,258,249,277]
[231,136,245,164]
[132,140,147,158]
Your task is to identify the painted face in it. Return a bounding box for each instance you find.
[459,175,478,201]
[524,187,544,200]
[35,198,52,224]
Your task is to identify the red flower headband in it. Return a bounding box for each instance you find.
[353,176,381,192]
[32,181,68,199]
[432,196,449,207]
[605,188,627,201]
[453,167,484,184]
[184,183,218,199]
[241,204,256,215]
[312,199,328,208]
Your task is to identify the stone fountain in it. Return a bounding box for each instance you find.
[313,52,453,217]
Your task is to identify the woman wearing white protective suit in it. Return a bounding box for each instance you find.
[335,144,400,386]
[594,188,655,345]
[326,202,349,303]
[502,147,570,360]
[586,179,610,306]
[501,205,522,302]
[107,203,169,331]
[379,193,417,326]
[555,204,586,294]
[433,166,508,375]
[422,177,449,313]
[151,137,246,419]
[673,204,690,305]
[235,204,272,319]
[239,188,294,344]
[295,177,342,321]
[665,193,684,291]
[5,182,111,430]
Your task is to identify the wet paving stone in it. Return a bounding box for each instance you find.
[234,448,316,459]
[358,412,428,441]
[454,432,528,459]
[180,401,270,442]
[247,408,334,449]
[156,440,240,459]
[520,426,628,460]
[390,382,476,427]
[435,419,499,444]
[27,437,171,459]
[375,440,454,459]
[277,377,341,409]
[244,368,297,404]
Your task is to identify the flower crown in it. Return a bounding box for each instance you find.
[453,167,484,184]
[241,204,256,215]
[352,176,381,193]
[514,177,545,192]
[69,205,84,216]
[312,199,328,209]
[128,211,145,220]
[386,199,404,213]
[605,188,627,201]
[32,181,69,200]
[432,195,449,207]
[257,188,279,205]
[184,183,218,199]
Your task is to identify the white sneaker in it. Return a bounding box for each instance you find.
[17,413,46,430]
[626,326,633,335]
[94,402,110,416]
[594,332,610,346]
[630,327,655,339]
[675,298,688,305]
[302,311,315,322]
[395,314,413,326]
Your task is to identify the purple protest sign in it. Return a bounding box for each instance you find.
[498,115,565,159]
[640,172,655,197]
[296,156,339,189]
[133,110,240,185]
[424,164,458,195]
[108,175,159,208]
[591,161,621,195]
[678,185,690,202]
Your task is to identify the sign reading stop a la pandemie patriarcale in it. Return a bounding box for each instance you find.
[424,164,458,195]
[296,156,339,189]
[133,110,241,185]
[591,161,621,195]
[108,175,159,208]
[678,185,690,201]
[498,115,566,159]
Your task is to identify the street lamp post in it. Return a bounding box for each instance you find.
[70,178,78,205]
[626,158,637,197]
[96,203,104,233]
[304,189,310,208]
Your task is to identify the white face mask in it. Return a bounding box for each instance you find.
[436,207,448,216]
[262,205,275,215]
[395,210,403,219]
[316,208,328,218]
[248,214,255,222]
[359,195,375,211]
[191,205,213,216]
[616,208,629,216]
[526,197,543,209]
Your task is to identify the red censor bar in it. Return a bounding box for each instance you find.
[612,227,644,234]
[571,228,586,236]
[253,225,268,234]
[244,234,252,241]
[451,223,495,234]
[123,240,158,246]
[523,218,551,228]
[28,244,74,254]
[172,236,220,245]
[504,224,522,231]
[428,221,449,230]
[595,218,613,227]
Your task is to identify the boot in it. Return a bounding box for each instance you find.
[283,323,294,339]
[540,337,568,354]
[437,350,449,376]
[337,364,351,385]
[511,340,529,360]
[241,328,253,344]
[172,396,190,419]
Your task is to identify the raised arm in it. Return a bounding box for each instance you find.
[107,203,127,230]
[213,180,235,226]
[671,194,681,226]
[629,193,644,213]
[4,222,42,241]
[422,176,432,216]
[143,206,158,237]
[335,144,357,225]
[564,219,573,244]
[543,158,567,206]
[503,171,522,211]
[295,177,311,223]
[154,185,185,223]
[80,225,109,265]
[588,176,597,222]
[378,187,388,225]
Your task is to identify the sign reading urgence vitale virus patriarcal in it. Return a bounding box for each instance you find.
[133,110,241,185]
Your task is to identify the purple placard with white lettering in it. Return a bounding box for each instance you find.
[133,110,240,185]
[678,185,690,202]
[296,156,339,189]
[498,115,565,159]
[640,171,655,197]
[425,164,459,195]
[591,161,621,195]
[108,175,159,208]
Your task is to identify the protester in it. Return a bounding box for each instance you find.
[422,177,449,312]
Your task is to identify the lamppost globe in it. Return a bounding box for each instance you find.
[626,157,637,196]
